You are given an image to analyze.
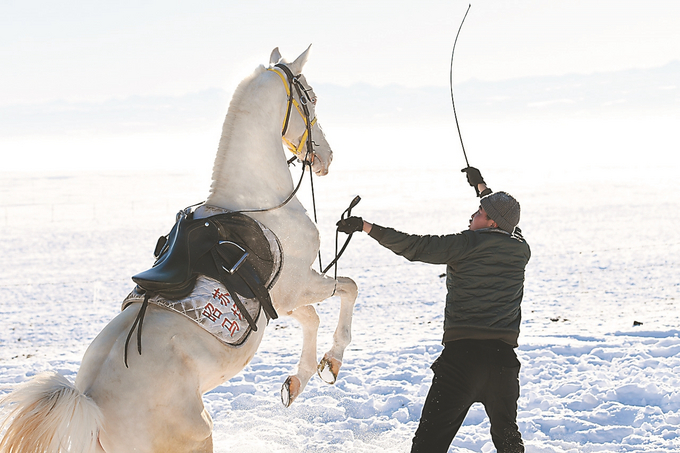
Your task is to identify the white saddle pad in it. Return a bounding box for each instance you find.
[123,274,262,346]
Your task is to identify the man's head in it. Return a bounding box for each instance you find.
[473,191,521,233]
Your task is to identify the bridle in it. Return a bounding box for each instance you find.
[268,63,318,165]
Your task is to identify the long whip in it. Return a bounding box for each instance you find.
[450,3,472,168]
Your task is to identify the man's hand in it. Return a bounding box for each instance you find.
[461,166,485,187]
[337,216,364,234]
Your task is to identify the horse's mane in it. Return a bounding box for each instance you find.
[209,65,268,194]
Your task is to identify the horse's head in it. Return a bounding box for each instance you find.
[269,46,333,176]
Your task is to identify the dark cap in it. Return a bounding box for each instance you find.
[480,191,520,233]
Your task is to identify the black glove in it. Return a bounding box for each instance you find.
[337,216,363,234]
[461,166,485,187]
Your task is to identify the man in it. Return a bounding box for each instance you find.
[337,167,530,453]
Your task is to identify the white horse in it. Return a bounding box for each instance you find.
[0,46,358,453]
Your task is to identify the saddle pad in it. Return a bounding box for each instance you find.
[123,275,261,346]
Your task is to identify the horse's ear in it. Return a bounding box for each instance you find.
[269,47,283,65]
[288,44,312,74]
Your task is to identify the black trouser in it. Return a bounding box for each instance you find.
[411,340,524,453]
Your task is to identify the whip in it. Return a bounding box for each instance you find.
[450,4,472,168]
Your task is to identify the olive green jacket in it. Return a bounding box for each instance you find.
[368,225,531,347]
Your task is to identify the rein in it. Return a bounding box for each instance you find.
[241,64,357,276]
[270,64,323,269]
[323,195,361,279]
[235,64,317,215]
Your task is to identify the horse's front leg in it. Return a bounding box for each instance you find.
[317,276,358,384]
[281,304,320,407]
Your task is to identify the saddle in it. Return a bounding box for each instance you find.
[132,209,280,327]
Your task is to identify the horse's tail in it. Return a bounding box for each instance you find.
[0,371,103,453]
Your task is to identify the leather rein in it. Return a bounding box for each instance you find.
[237,64,359,278]
[236,63,318,215]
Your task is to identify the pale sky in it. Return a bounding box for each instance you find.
[2,0,680,105]
[2,0,679,173]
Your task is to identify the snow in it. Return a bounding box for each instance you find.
[1,128,680,452]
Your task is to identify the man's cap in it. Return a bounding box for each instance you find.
[480,191,520,233]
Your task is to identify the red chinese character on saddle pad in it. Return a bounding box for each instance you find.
[231,304,244,321]
[211,288,231,307]
[202,303,223,322]
[221,317,240,336]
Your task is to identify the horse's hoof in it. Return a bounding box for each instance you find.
[317,355,341,384]
[281,375,301,407]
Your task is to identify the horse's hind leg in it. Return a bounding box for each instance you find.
[281,304,320,407]
[317,276,358,384]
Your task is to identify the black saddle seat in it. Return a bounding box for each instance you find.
[132,210,280,324]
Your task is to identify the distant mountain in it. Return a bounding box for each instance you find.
[0,88,230,136]
[317,60,680,124]
[1,62,677,136]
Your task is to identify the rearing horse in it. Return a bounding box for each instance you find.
[0,46,358,453]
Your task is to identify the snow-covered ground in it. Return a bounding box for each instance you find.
[1,124,679,452]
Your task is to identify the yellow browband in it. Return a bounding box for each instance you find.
[267,67,317,159]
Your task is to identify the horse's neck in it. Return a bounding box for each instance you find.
[206,103,293,212]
